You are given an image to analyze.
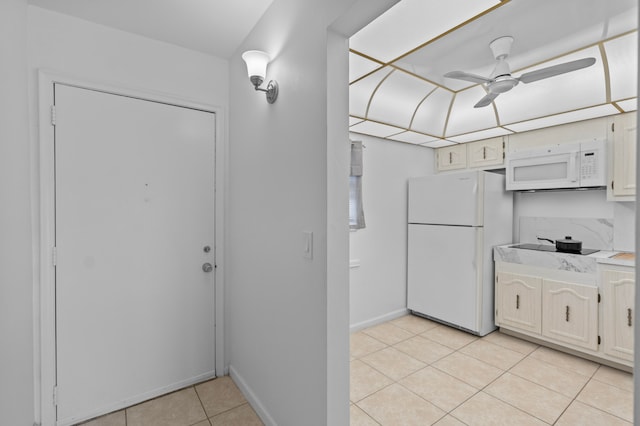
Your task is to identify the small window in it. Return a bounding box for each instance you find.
[350,141,365,230]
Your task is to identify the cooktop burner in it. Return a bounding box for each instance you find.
[510,243,599,256]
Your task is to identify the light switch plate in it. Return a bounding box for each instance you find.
[303,231,313,259]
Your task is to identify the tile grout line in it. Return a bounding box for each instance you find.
[477,353,562,425]
[192,384,210,424]
[548,362,623,425]
[356,322,483,424]
[564,365,634,424]
[354,318,634,425]
[482,347,599,424]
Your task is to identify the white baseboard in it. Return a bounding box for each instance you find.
[350,308,409,333]
[229,365,277,426]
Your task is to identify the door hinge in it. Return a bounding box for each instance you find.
[50,105,57,126]
[52,246,57,266]
[597,335,601,345]
[53,386,58,406]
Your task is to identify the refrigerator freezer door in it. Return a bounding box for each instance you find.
[408,171,482,226]
[407,224,482,333]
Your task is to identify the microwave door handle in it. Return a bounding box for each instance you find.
[568,152,578,182]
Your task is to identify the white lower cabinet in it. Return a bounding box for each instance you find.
[602,267,635,362]
[495,272,541,334]
[496,262,634,368]
[542,279,599,351]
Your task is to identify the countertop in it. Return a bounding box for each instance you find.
[595,251,635,267]
[494,244,635,272]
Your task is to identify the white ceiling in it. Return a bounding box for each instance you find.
[25,0,639,149]
[28,0,274,58]
[349,0,639,148]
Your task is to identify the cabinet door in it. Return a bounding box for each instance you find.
[612,113,636,197]
[496,272,542,334]
[436,144,466,171]
[467,137,504,168]
[603,269,635,362]
[542,280,598,350]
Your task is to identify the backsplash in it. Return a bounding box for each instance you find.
[519,217,614,250]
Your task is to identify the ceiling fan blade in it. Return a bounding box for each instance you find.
[444,70,492,84]
[474,92,499,108]
[518,57,596,84]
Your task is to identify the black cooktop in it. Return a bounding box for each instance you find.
[510,243,599,256]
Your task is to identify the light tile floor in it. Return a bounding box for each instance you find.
[351,314,634,425]
[77,376,264,426]
[76,313,634,425]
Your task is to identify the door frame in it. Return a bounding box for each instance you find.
[34,70,227,426]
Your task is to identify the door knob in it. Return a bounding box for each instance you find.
[202,263,213,273]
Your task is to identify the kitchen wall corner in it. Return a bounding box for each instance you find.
[349,134,432,329]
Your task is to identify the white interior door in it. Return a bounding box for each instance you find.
[54,84,216,425]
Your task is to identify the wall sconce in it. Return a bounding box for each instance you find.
[242,50,278,104]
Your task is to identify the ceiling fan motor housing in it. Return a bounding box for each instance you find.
[489,75,518,93]
[489,55,518,93]
[489,36,514,60]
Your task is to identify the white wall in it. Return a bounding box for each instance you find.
[349,134,433,329]
[0,1,33,425]
[226,0,396,424]
[3,7,229,425]
[27,7,229,106]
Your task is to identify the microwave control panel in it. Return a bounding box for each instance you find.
[581,152,597,177]
[579,140,607,187]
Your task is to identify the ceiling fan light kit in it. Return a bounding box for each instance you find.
[444,35,597,108]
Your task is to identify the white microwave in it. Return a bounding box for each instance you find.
[505,140,607,191]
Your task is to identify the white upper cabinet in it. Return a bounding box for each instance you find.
[609,112,637,200]
[436,137,504,172]
[436,144,466,171]
[467,137,504,169]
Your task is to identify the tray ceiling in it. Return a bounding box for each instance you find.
[349,0,639,148]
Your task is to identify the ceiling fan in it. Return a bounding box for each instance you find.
[444,36,596,108]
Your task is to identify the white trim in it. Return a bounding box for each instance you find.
[349,308,409,333]
[34,69,227,425]
[228,365,277,426]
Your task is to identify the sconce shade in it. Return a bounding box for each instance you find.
[242,50,270,86]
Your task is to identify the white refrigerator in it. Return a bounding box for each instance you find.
[407,170,513,336]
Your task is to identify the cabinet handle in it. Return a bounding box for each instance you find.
[565,305,570,322]
[628,308,633,327]
[516,294,520,309]
[449,152,452,164]
[483,146,487,160]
